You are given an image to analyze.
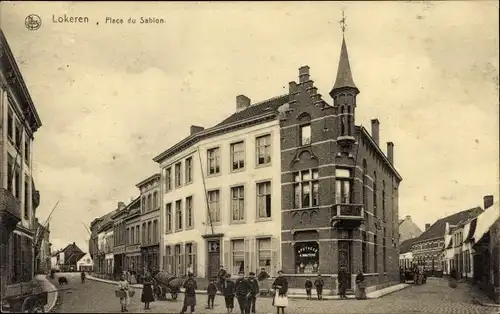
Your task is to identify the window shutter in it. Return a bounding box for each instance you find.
[223,239,230,271]
[192,242,198,277]
[250,238,256,275]
[244,238,250,275]
[167,246,172,274]
[180,244,185,276]
[271,237,279,277]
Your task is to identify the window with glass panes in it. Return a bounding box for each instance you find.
[185,157,193,183]
[185,196,193,228]
[257,181,272,219]
[373,172,378,216]
[231,186,245,221]
[231,239,245,275]
[256,135,271,165]
[257,238,271,274]
[165,167,172,191]
[293,169,319,208]
[230,141,245,171]
[208,190,221,223]
[175,162,182,187]
[175,200,183,230]
[300,124,311,145]
[207,148,220,175]
[335,168,352,204]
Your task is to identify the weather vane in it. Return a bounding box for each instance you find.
[339,8,347,34]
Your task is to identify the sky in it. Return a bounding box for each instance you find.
[1,1,498,253]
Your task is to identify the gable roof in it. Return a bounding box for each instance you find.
[153,95,289,163]
[413,207,483,244]
[400,238,417,254]
[96,210,116,233]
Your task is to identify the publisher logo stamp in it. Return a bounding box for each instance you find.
[25,14,42,31]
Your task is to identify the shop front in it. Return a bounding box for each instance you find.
[125,244,141,283]
[141,245,159,274]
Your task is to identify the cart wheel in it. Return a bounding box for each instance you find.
[171,292,178,300]
[22,297,45,313]
[32,300,45,313]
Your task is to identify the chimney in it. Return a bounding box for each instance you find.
[387,142,394,164]
[484,195,494,209]
[425,223,431,231]
[405,215,411,221]
[289,81,298,95]
[236,95,251,112]
[299,65,310,83]
[117,201,125,211]
[190,125,204,135]
[371,119,380,145]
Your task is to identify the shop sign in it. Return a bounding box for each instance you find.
[113,246,125,254]
[126,245,140,253]
[297,245,318,258]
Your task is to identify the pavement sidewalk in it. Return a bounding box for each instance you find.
[34,275,58,312]
[87,275,409,300]
[468,284,500,308]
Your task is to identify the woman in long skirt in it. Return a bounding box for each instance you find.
[355,271,367,300]
[272,270,288,314]
[118,274,131,312]
[141,276,155,310]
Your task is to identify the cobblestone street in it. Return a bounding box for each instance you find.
[49,273,497,314]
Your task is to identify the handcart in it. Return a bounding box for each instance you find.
[153,271,182,301]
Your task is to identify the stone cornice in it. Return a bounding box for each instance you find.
[136,174,160,188]
[153,112,276,164]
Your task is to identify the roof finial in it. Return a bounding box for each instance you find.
[339,8,347,35]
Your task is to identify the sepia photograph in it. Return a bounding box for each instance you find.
[0,1,498,313]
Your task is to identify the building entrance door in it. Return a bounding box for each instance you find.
[338,241,352,290]
[207,240,221,278]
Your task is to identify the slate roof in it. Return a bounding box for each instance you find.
[331,36,358,93]
[400,238,417,254]
[215,95,289,127]
[413,207,483,244]
[153,94,289,163]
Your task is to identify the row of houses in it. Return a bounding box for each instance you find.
[89,32,405,291]
[399,195,499,304]
[0,30,44,298]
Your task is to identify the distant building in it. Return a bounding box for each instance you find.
[136,174,161,274]
[399,238,417,270]
[111,201,128,278]
[470,195,499,304]
[77,253,93,272]
[58,242,85,272]
[91,211,115,278]
[411,207,483,277]
[123,197,141,275]
[0,30,43,297]
[398,215,422,243]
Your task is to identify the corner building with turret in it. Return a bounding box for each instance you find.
[279,35,402,291]
[153,34,402,292]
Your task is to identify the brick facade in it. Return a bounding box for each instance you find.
[279,37,402,290]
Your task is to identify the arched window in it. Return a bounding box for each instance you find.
[373,172,377,217]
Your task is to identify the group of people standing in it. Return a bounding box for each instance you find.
[115,266,368,313]
[304,269,367,301]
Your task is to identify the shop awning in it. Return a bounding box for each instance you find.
[472,202,500,243]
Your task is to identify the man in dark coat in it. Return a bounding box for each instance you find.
[247,272,259,314]
[314,274,325,300]
[234,271,251,314]
[180,273,197,314]
[338,266,348,299]
[223,274,235,313]
[304,278,313,300]
[218,266,228,293]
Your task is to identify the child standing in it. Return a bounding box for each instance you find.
[223,274,235,313]
[206,278,218,309]
[314,274,324,300]
[304,278,312,300]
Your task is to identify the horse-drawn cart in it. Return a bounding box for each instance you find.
[152,271,182,301]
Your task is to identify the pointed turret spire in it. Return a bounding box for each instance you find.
[330,10,359,97]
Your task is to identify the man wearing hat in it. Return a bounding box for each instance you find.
[234,271,252,314]
[180,272,197,314]
[247,272,259,314]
